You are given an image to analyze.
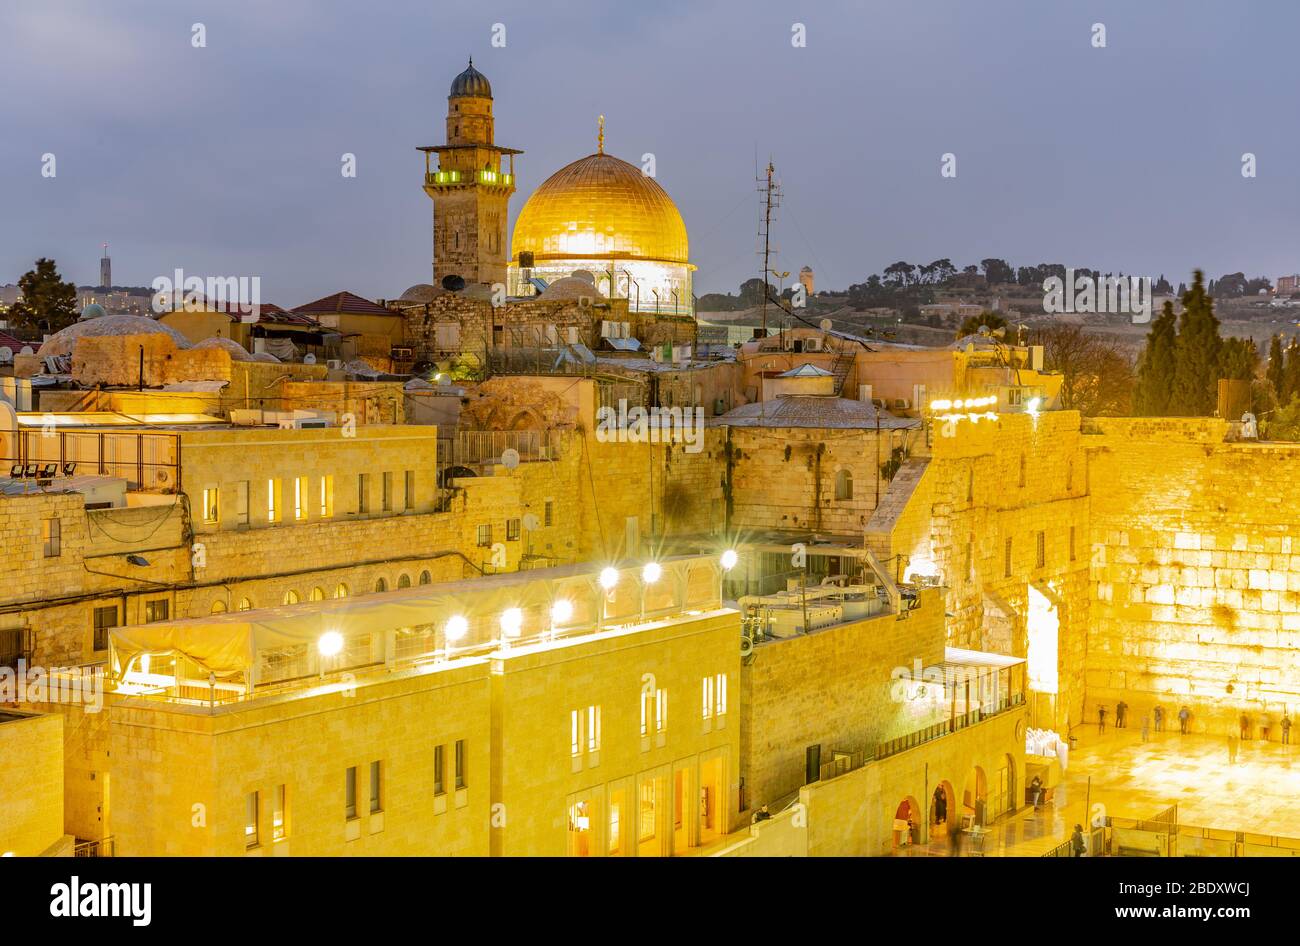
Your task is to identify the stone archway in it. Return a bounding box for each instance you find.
[963,766,988,827]
[892,796,922,851]
[931,780,957,838]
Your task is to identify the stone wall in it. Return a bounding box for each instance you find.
[1085,417,1300,736]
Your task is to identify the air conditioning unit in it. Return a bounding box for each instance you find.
[806,338,822,352]
[892,398,911,411]
[326,359,343,370]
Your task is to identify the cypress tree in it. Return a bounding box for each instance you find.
[1268,334,1286,401]
[1171,270,1222,416]
[1134,300,1178,415]
[1284,337,1300,406]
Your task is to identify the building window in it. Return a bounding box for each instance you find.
[382,472,393,512]
[506,518,521,542]
[293,476,308,521]
[1069,525,1077,562]
[211,599,227,614]
[967,468,974,503]
[272,784,287,841]
[544,500,554,527]
[1036,531,1046,568]
[282,589,299,605]
[245,791,259,848]
[834,469,853,501]
[369,760,382,814]
[1019,454,1026,488]
[345,766,357,820]
[238,597,252,611]
[702,674,727,719]
[319,475,334,518]
[42,518,60,557]
[357,473,370,514]
[236,481,250,526]
[374,577,387,593]
[571,706,602,757]
[404,470,415,511]
[334,583,349,599]
[267,479,281,523]
[419,570,432,585]
[642,688,668,736]
[309,587,325,602]
[477,524,492,547]
[144,598,169,623]
[397,573,411,589]
[454,739,466,789]
[434,745,445,796]
[1004,537,1013,579]
[202,486,219,524]
[571,709,582,757]
[92,605,118,652]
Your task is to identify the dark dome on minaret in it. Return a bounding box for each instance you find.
[449,58,491,98]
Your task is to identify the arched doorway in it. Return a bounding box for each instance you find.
[892,796,921,851]
[931,780,957,838]
[963,766,988,827]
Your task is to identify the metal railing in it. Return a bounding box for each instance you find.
[438,429,566,473]
[1,429,182,491]
[875,693,1026,761]
[74,836,115,857]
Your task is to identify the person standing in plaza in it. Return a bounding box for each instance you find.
[1071,824,1086,857]
[1141,714,1150,743]
[1116,700,1128,728]
[1283,713,1292,745]
[1153,705,1164,732]
[1179,705,1190,735]
[1098,704,1107,733]
[1240,712,1251,741]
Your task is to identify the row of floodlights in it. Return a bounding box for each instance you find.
[316,551,741,657]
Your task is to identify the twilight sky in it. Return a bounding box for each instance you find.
[1,0,1297,304]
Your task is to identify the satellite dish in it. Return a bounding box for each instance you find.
[501,448,520,470]
[19,346,33,355]
[819,319,832,332]
[303,353,317,365]
[441,274,466,292]
[522,513,540,531]
[0,347,12,364]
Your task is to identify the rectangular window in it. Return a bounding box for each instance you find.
[477,524,492,547]
[404,470,415,511]
[587,705,601,753]
[544,500,554,527]
[454,739,466,789]
[345,766,357,819]
[267,478,281,523]
[571,709,583,757]
[144,598,169,623]
[92,605,118,652]
[1070,525,1077,562]
[434,745,445,796]
[245,791,259,848]
[382,472,393,512]
[357,473,370,514]
[655,689,668,734]
[42,518,60,557]
[506,518,521,542]
[1036,530,1046,568]
[369,760,382,814]
[272,784,287,841]
[1004,537,1013,579]
[202,486,219,524]
[715,674,727,717]
[320,475,334,518]
[702,677,713,720]
[294,476,308,521]
[236,480,249,526]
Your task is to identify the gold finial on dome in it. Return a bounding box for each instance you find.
[597,115,605,155]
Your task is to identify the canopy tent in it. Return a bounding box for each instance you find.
[110,555,726,683]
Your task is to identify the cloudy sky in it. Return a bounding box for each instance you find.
[1,0,1296,304]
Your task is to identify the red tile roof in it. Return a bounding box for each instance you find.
[255,303,319,325]
[0,331,33,352]
[292,291,392,318]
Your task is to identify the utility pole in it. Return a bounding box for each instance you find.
[757,161,781,337]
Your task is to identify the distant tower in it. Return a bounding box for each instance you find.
[99,243,111,289]
[799,265,814,296]
[418,59,521,287]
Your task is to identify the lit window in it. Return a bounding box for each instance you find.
[293,476,308,521]
[267,479,281,523]
[319,475,334,518]
[211,599,227,614]
[702,677,714,720]
[309,587,325,602]
[272,784,287,841]
[334,583,349,599]
[643,688,667,736]
[238,597,252,611]
[716,674,727,717]
[571,709,582,757]
[656,689,668,733]
[282,589,299,605]
[144,598,169,623]
[202,486,219,524]
[587,705,601,753]
[245,791,259,848]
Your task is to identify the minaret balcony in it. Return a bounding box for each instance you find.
[424,170,514,188]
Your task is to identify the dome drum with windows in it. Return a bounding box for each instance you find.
[508,117,694,316]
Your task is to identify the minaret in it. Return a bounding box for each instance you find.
[418,58,521,287]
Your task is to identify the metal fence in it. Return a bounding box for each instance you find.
[1,428,181,491]
[438,429,567,473]
[875,693,1026,761]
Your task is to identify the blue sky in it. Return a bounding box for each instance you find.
[1,0,1296,303]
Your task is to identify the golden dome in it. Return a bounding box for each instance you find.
[511,152,689,265]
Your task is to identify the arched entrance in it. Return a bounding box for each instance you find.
[931,780,957,838]
[963,766,988,827]
[994,753,1016,818]
[892,796,921,850]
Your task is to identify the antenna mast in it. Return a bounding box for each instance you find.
[757,160,782,336]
